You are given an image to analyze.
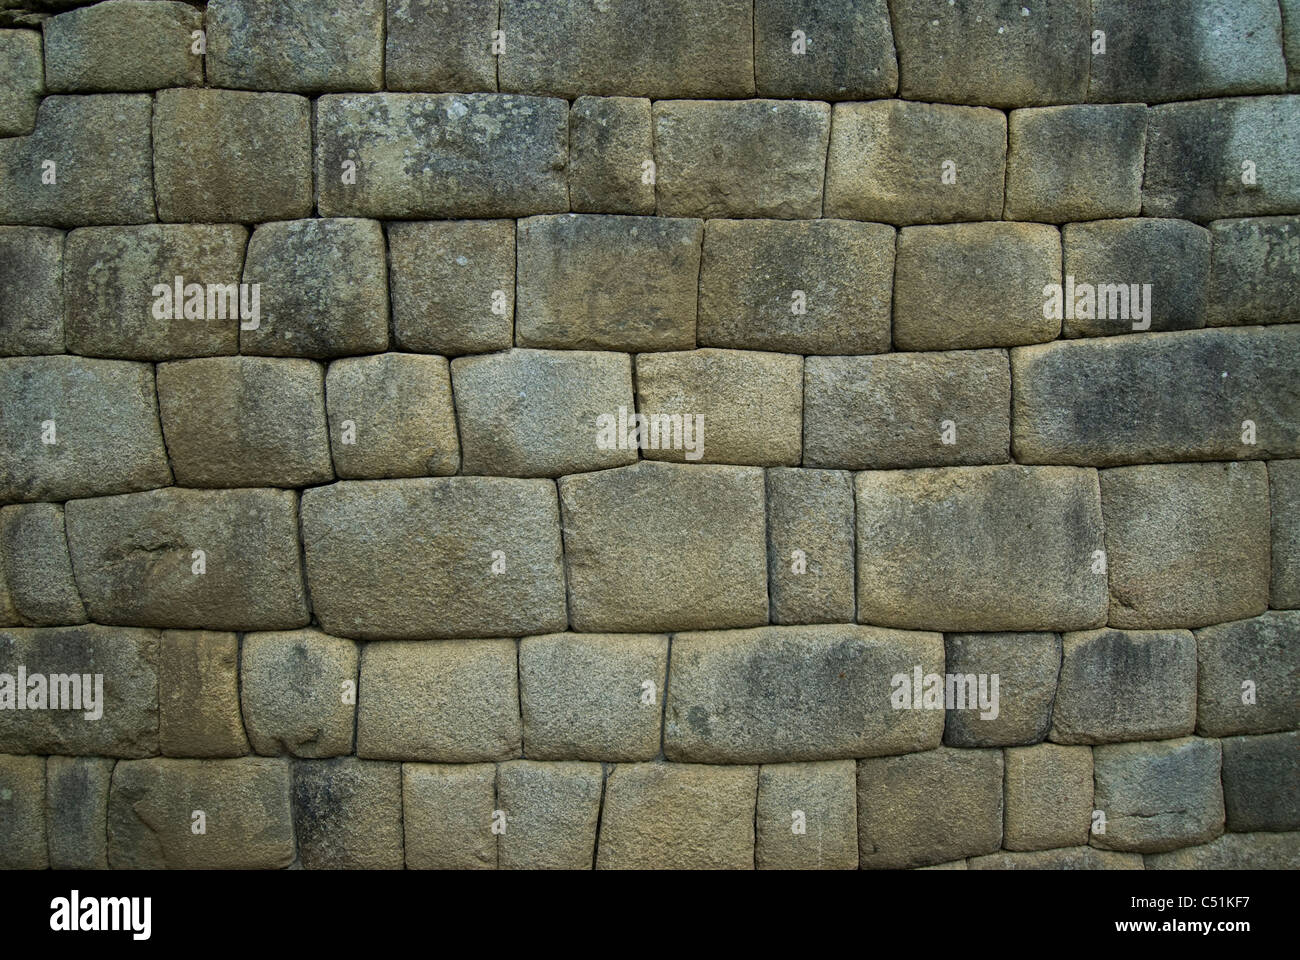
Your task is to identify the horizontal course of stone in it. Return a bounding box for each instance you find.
[1,0,1298,870]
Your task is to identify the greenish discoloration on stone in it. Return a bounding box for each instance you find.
[1221,731,1300,832]
[46,755,113,869]
[0,30,42,135]
[0,226,62,355]
[291,757,403,869]
[385,0,498,93]
[159,631,248,759]
[43,0,200,92]
[241,630,357,759]
[754,0,895,100]
[1195,612,1300,736]
[1270,462,1300,609]
[1208,217,1300,325]
[1091,738,1224,853]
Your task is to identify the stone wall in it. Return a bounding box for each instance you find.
[1,0,1298,870]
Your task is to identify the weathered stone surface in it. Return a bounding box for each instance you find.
[804,351,1011,470]
[66,488,309,631]
[1144,96,1300,221]
[0,504,85,626]
[894,223,1060,350]
[241,630,357,759]
[558,462,768,632]
[1092,738,1225,853]
[302,478,567,640]
[385,0,497,92]
[46,755,113,869]
[1060,218,1211,337]
[666,625,944,763]
[516,214,701,352]
[766,469,854,625]
[207,0,383,93]
[653,100,829,219]
[519,633,668,762]
[1195,612,1300,736]
[855,466,1106,632]
[969,848,1144,870]
[157,357,332,488]
[0,754,46,868]
[326,354,460,480]
[942,632,1061,748]
[756,0,896,99]
[1271,461,1300,608]
[0,226,62,355]
[43,0,201,92]
[756,760,857,869]
[635,349,803,466]
[1090,0,1287,102]
[0,356,171,502]
[0,94,154,227]
[825,101,1005,225]
[1012,328,1300,465]
[316,94,569,219]
[498,0,754,99]
[0,30,42,135]
[498,760,603,870]
[1101,462,1270,629]
[107,757,295,869]
[241,218,388,359]
[64,224,247,360]
[452,349,635,477]
[159,631,248,758]
[357,640,520,762]
[1051,629,1197,744]
[1288,0,1300,91]
[1209,217,1300,325]
[890,0,1088,107]
[1004,744,1094,851]
[1006,106,1147,222]
[916,859,968,870]
[1221,731,1300,832]
[699,218,893,355]
[570,97,655,215]
[1144,831,1300,869]
[857,748,1003,869]
[403,762,496,869]
[154,89,312,223]
[292,758,403,869]
[597,762,757,869]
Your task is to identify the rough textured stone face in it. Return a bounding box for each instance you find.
[452,349,635,477]
[43,0,201,92]
[825,101,1006,225]
[241,630,358,759]
[498,760,603,870]
[0,30,42,136]
[754,0,895,100]
[0,226,62,355]
[597,762,757,869]
[46,755,113,869]
[1091,738,1225,853]
[766,469,855,625]
[1208,217,1300,325]
[1004,744,1093,852]
[385,0,498,93]
[206,0,384,93]
[1144,832,1300,870]
[698,218,893,355]
[403,763,496,869]
[516,214,701,351]
[301,478,567,640]
[569,97,655,215]
[1221,731,1300,832]
[1271,461,1300,608]
[0,754,46,868]
[0,503,85,626]
[665,625,944,763]
[558,462,768,632]
[855,466,1107,633]
[969,848,1144,870]
[942,632,1061,748]
[159,630,249,758]
[292,758,404,869]
[756,760,857,870]
[1195,613,1300,736]
[1101,462,1270,629]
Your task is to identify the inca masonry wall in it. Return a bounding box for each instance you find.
[0,0,1298,870]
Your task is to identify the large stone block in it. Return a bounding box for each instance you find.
[855,466,1106,632]
[569,97,655,215]
[698,218,893,356]
[766,468,855,625]
[756,760,857,869]
[0,504,86,626]
[1271,461,1300,608]
[0,226,62,355]
[241,630,357,759]
[824,101,1005,225]
[301,478,567,640]
[292,758,403,869]
[43,0,201,92]
[1221,731,1300,832]
[558,462,768,632]
[1144,831,1300,869]
[1101,462,1270,629]
[316,93,569,219]
[1004,743,1094,851]
[0,754,45,868]
[385,0,497,93]
[969,848,1143,870]
[754,0,894,99]
[1091,738,1224,853]
[1011,328,1300,465]
[1288,0,1300,91]
[66,488,309,631]
[1195,613,1300,736]
[159,631,248,759]
[402,762,496,869]
[497,760,603,870]
[1208,217,1300,326]
[665,625,944,763]
[515,214,701,352]
[0,30,42,136]
[46,755,113,869]
[0,356,171,502]
[942,632,1061,748]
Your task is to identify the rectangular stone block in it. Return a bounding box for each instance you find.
[0,30,42,136]
[635,349,803,466]
[516,214,701,352]
[241,630,358,759]
[756,760,857,870]
[316,93,569,219]
[825,101,1006,224]
[558,462,768,632]
[855,466,1106,633]
[1011,328,1300,465]
[46,755,113,869]
[1271,461,1300,608]
[292,758,403,869]
[0,226,62,355]
[766,468,855,625]
[755,0,895,100]
[969,848,1144,870]
[1208,217,1300,325]
[597,763,757,870]
[0,504,86,626]
[698,218,893,355]
[107,757,295,869]
[43,0,201,92]
[1101,462,1270,629]
[403,762,496,869]
[385,0,497,93]
[942,632,1061,748]
[569,96,655,215]
[159,631,248,759]
[1145,831,1300,869]
[519,633,668,762]
[301,478,567,640]
[1004,743,1093,852]
[1288,0,1300,91]
[665,625,944,763]
[1221,731,1300,832]
[0,356,171,502]
[1196,612,1300,736]
[498,0,754,99]
[653,100,829,219]
[1092,738,1224,854]
[0,754,45,868]
[498,760,603,870]
[66,488,309,631]
[357,640,520,762]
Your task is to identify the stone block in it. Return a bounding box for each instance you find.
[0,226,62,355]
[1271,461,1300,608]
[569,96,655,215]
[46,755,113,869]
[766,468,855,625]
[43,0,201,91]
[292,758,403,869]
[942,632,1061,748]
[0,30,42,135]
[1288,0,1300,91]
[756,760,857,869]
[1221,731,1300,832]
[1208,216,1300,325]
[1004,743,1094,851]
[385,0,497,93]
[403,762,497,869]
[0,754,45,868]
[497,760,603,870]
[1092,738,1225,853]
[1144,831,1300,869]
[969,848,1143,870]
[240,630,357,759]
[1196,612,1300,736]
[754,0,895,100]
[159,631,248,759]
[0,504,86,626]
